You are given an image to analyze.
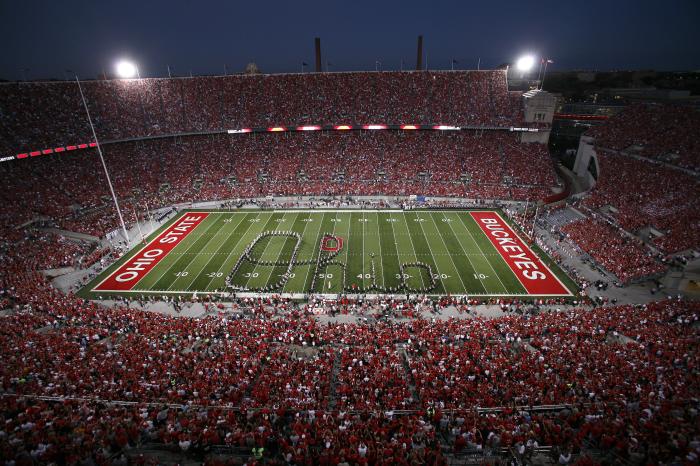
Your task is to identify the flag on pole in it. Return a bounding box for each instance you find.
[546,59,554,64]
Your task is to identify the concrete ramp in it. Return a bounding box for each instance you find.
[42,227,99,243]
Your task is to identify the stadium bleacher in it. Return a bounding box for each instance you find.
[0,70,698,465]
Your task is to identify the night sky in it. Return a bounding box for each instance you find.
[1,0,698,81]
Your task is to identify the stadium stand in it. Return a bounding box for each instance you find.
[1,71,698,465]
[0,240,698,465]
[581,150,699,254]
[587,103,700,172]
[0,131,561,237]
[560,217,667,283]
[0,71,529,155]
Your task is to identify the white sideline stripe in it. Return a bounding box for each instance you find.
[93,289,574,298]
[273,209,404,213]
[184,210,508,214]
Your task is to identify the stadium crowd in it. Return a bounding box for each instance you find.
[0,69,698,466]
[0,201,697,464]
[0,131,560,238]
[588,103,700,172]
[0,214,696,465]
[0,243,698,465]
[559,217,667,284]
[0,71,527,154]
[581,150,699,254]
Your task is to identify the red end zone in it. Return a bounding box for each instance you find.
[94,213,209,292]
[470,211,571,296]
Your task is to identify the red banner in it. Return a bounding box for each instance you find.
[94,212,209,292]
[470,211,571,296]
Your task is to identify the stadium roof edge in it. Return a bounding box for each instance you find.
[0,69,506,85]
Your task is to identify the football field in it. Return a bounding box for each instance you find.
[84,209,576,298]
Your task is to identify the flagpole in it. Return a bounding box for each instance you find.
[75,75,130,246]
[537,59,544,87]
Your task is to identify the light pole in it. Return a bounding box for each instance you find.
[75,75,130,245]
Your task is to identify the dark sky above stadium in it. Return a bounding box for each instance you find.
[1,0,698,80]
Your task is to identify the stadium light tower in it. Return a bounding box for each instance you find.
[115,60,140,79]
[516,55,535,72]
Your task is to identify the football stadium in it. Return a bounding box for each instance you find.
[1,1,699,465]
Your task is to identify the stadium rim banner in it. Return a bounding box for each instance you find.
[4,124,539,164]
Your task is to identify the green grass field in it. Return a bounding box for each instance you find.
[82,209,577,299]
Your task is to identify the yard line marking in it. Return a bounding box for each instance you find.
[412,211,451,293]
[198,213,258,291]
[133,214,223,292]
[256,212,302,289]
[242,214,287,289]
[455,212,512,293]
[153,215,226,288]
[320,210,341,293]
[167,212,248,291]
[338,211,353,291]
[374,211,385,288]
[198,212,254,291]
[439,211,490,292]
[394,211,426,289]
[301,212,328,292]
[428,212,469,293]
[280,212,315,293]
[361,211,367,288]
